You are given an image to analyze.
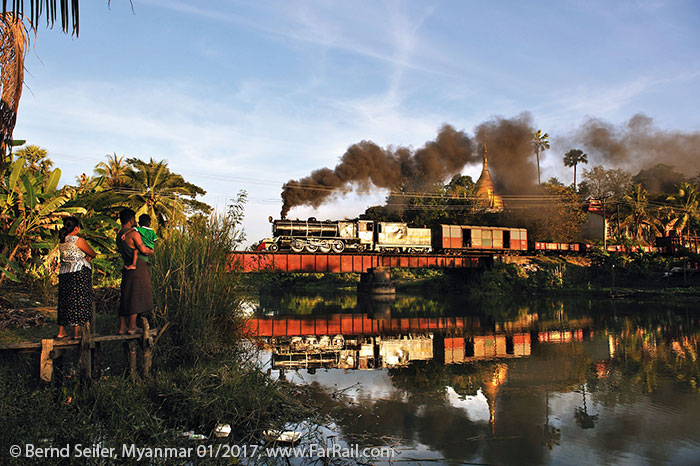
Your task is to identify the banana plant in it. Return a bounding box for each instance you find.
[0,156,85,284]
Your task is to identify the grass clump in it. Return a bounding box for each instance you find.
[150,212,247,362]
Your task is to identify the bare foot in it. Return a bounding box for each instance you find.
[127,327,143,335]
[125,265,136,270]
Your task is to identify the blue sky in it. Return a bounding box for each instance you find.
[14,0,700,244]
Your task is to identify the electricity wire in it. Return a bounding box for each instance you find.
[40,151,700,214]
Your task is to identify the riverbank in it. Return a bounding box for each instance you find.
[0,215,322,465]
[244,252,700,302]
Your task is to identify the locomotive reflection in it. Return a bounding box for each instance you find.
[245,304,592,371]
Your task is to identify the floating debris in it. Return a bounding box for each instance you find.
[263,430,302,444]
[214,424,231,438]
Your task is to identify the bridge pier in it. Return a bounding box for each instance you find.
[358,266,395,296]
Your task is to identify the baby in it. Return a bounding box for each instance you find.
[124,214,158,270]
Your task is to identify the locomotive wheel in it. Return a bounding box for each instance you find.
[356,244,366,253]
[291,240,304,253]
[318,241,331,253]
[331,240,345,253]
[267,243,279,252]
[305,243,319,253]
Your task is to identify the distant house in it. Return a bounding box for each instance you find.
[577,199,608,241]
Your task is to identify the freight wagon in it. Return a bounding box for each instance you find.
[432,225,528,253]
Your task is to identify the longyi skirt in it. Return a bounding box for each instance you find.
[57,266,93,327]
[119,259,154,316]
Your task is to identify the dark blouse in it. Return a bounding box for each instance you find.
[116,227,136,265]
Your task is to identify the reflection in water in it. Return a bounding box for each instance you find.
[247,291,700,465]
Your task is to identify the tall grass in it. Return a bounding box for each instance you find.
[0,355,307,465]
[150,212,247,361]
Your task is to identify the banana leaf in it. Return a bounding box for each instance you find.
[0,254,20,282]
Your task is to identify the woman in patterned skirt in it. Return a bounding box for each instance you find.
[56,216,97,340]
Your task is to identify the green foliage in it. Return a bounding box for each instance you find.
[579,165,632,200]
[13,145,53,177]
[563,148,588,188]
[0,357,306,464]
[360,176,477,227]
[150,200,248,361]
[477,263,529,295]
[0,154,85,285]
[533,129,550,185]
[633,163,685,195]
[505,183,586,242]
[123,157,212,231]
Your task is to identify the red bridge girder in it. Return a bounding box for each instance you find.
[243,313,486,337]
[230,251,490,273]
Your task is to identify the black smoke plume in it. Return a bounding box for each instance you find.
[474,112,537,194]
[280,124,478,218]
[572,113,700,183]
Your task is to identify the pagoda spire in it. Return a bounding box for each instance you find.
[474,144,503,211]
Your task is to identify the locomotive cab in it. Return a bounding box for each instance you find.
[357,220,374,250]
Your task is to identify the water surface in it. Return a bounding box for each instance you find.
[246,291,700,465]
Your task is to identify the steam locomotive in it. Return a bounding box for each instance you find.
[259,217,528,254]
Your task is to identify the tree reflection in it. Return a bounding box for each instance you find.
[574,384,598,429]
[541,392,561,450]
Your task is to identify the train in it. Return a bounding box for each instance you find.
[258,217,699,256]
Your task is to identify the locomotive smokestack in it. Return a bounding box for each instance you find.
[280,124,477,218]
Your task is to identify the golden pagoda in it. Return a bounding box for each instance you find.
[482,363,508,435]
[474,145,504,211]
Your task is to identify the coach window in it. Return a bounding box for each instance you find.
[482,229,492,247]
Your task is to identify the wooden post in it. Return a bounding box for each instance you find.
[127,340,137,381]
[40,339,54,382]
[92,342,101,379]
[141,316,153,378]
[79,321,93,380]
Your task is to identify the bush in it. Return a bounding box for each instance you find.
[477,263,528,295]
[150,212,247,362]
[0,357,305,465]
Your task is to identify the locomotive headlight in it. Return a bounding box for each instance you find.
[268,216,274,223]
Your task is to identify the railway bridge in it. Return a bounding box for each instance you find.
[230,251,492,273]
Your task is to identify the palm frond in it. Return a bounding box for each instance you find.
[2,0,80,35]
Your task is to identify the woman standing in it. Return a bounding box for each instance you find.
[56,216,97,340]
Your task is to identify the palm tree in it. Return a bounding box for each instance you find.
[124,158,209,230]
[620,184,650,241]
[667,182,699,236]
[14,144,53,174]
[532,130,549,185]
[563,149,588,190]
[0,13,29,177]
[94,153,129,187]
[2,1,80,35]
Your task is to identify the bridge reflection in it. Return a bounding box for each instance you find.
[245,313,591,371]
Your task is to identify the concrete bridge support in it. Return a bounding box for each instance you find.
[358,266,395,296]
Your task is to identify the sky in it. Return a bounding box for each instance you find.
[13,0,700,244]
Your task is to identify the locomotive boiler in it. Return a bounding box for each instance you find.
[261,218,432,253]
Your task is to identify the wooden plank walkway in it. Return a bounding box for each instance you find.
[0,317,167,382]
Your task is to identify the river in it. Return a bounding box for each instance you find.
[245,290,700,465]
